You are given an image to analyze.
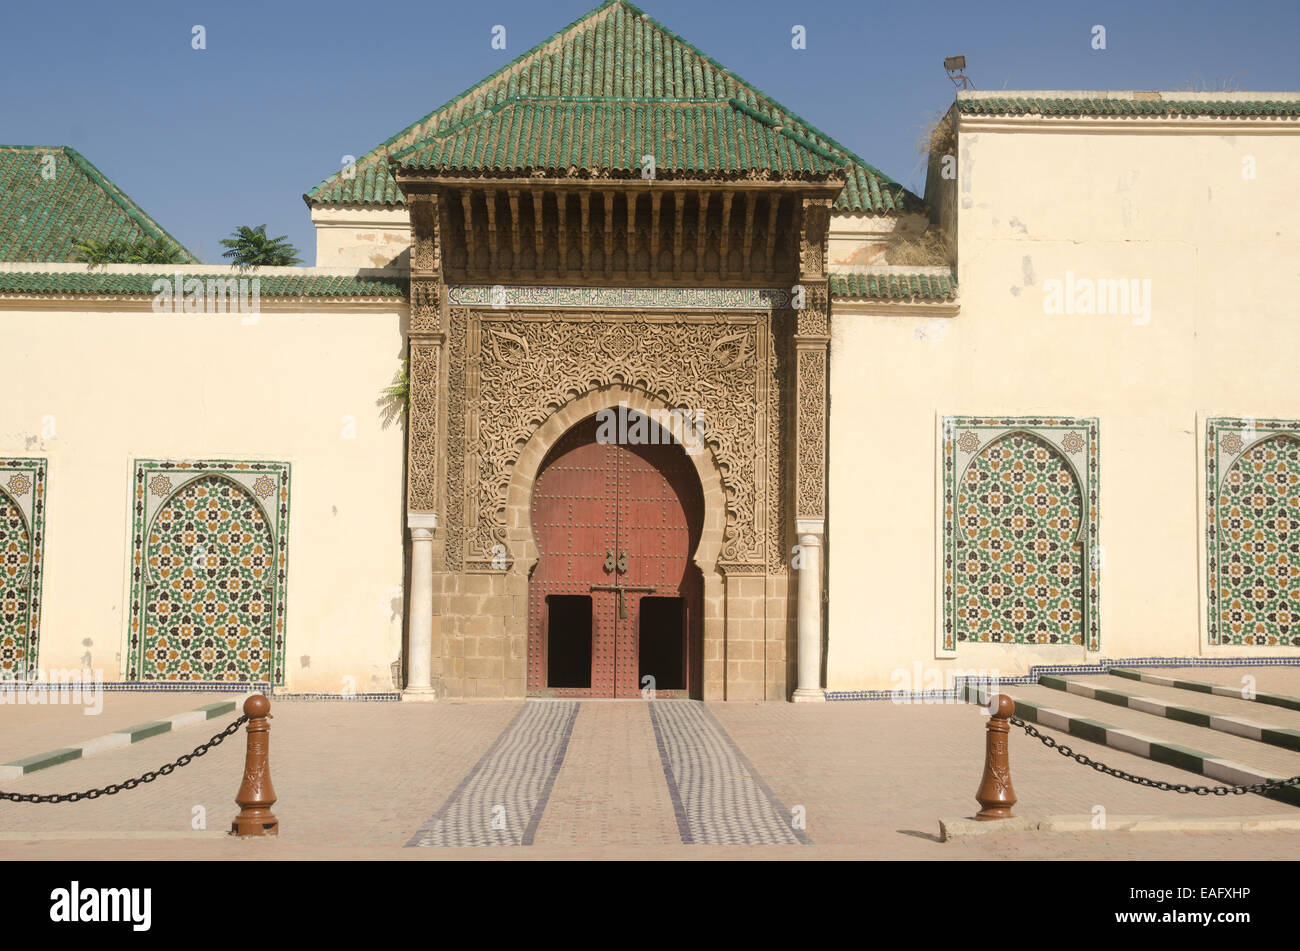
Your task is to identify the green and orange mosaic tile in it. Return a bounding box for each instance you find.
[0,457,47,678]
[127,459,290,684]
[1206,417,1300,648]
[942,417,1099,652]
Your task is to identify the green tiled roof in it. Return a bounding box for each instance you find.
[307,0,922,214]
[0,271,407,298]
[829,271,956,302]
[390,99,845,176]
[1,269,953,303]
[0,146,198,263]
[957,97,1300,118]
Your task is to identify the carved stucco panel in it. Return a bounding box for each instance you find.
[410,279,441,335]
[442,309,783,571]
[406,341,440,513]
[443,307,469,568]
[795,346,827,519]
[796,284,829,336]
[798,197,832,281]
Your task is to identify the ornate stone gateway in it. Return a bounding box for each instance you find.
[371,0,853,702]
[529,416,704,698]
[395,176,835,701]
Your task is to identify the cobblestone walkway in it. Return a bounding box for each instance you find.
[405,701,578,847]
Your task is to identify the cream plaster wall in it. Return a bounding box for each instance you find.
[827,105,1300,690]
[828,212,930,269]
[0,296,407,692]
[311,207,412,268]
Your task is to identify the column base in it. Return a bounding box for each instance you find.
[790,688,826,703]
[401,686,438,703]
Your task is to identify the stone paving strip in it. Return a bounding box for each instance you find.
[0,700,240,782]
[1109,667,1300,713]
[405,701,579,847]
[940,813,1300,841]
[649,701,809,845]
[969,684,1300,808]
[0,690,240,763]
[1040,675,1300,753]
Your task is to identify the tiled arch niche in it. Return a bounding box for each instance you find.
[1206,417,1300,648]
[940,417,1100,657]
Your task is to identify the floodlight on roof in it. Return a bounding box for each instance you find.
[945,55,973,90]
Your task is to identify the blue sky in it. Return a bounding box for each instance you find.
[2,0,1297,264]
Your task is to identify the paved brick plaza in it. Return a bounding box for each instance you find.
[3,696,1299,860]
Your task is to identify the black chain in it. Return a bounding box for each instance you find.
[1011,715,1300,797]
[0,715,248,804]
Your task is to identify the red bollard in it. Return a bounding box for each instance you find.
[231,694,279,836]
[974,693,1018,820]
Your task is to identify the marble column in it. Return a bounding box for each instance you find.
[403,513,438,701]
[791,522,825,702]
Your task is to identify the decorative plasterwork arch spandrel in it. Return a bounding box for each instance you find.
[504,386,727,577]
[442,305,785,574]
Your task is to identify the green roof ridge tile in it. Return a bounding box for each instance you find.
[828,270,957,302]
[0,270,408,298]
[958,96,1300,118]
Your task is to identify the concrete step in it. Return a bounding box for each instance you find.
[968,683,1300,808]
[1108,667,1300,714]
[1038,674,1300,753]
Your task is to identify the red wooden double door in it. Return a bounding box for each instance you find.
[528,415,704,698]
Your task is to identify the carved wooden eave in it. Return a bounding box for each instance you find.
[530,191,545,280]
[718,191,734,278]
[649,192,662,274]
[394,167,844,287]
[602,191,616,278]
[507,190,523,266]
[458,192,475,274]
[579,191,592,277]
[695,192,710,280]
[389,161,847,190]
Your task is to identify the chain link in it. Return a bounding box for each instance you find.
[0,715,248,804]
[1011,715,1300,796]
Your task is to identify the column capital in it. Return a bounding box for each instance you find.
[796,518,825,539]
[407,512,438,533]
